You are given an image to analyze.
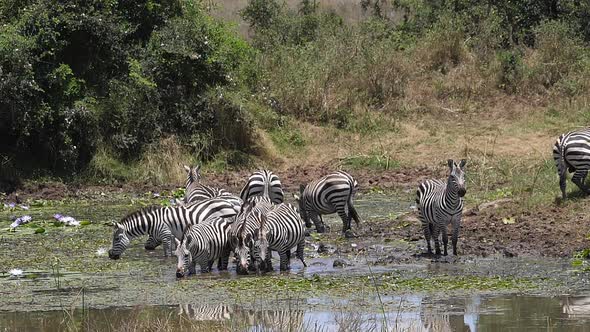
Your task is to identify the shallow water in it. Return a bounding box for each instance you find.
[2,294,590,331]
[1,192,589,331]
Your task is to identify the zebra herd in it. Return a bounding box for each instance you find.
[107,127,588,275]
[108,167,361,276]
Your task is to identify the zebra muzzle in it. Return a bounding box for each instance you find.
[108,250,120,260]
[176,269,186,278]
[458,188,467,197]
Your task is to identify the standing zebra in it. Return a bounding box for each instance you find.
[256,203,307,272]
[553,129,590,199]
[178,304,233,321]
[175,216,233,277]
[231,198,274,274]
[108,198,239,259]
[183,165,242,208]
[295,171,361,237]
[240,170,284,204]
[416,159,466,256]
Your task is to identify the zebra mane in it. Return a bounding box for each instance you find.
[120,205,161,225]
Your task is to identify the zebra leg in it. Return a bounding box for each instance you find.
[441,225,448,256]
[310,213,326,233]
[432,225,442,256]
[452,217,461,256]
[337,207,352,234]
[421,220,433,254]
[572,170,590,194]
[144,235,161,251]
[161,230,173,257]
[278,250,290,271]
[559,169,567,199]
[296,240,307,267]
[349,203,361,225]
[219,249,230,271]
[265,250,273,272]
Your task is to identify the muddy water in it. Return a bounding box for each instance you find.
[1,192,590,331]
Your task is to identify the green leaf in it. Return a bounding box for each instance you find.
[34,227,45,234]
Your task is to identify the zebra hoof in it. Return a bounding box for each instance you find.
[343,230,357,239]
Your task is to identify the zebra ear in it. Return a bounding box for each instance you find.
[299,184,305,194]
[175,238,181,248]
[195,165,201,175]
[293,193,300,201]
[459,159,467,168]
[447,159,454,169]
[183,165,191,173]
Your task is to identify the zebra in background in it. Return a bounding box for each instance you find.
[240,170,284,204]
[553,129,590,199]
[183,165,242,208]
[231,198,274,274]
[178,304,233,321]
[108,198,239,259]
[416,159,466,256]
[175,216,233,277]
[256,203,307,271]
[295,171,361,237]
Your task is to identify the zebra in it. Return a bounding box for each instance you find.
[183,165,242,208]
[416,159,466,256]
[240,170,284,204]
[175,216,234,277]
[553,129,590,199]
[256,203,307,271]
[231,198,274,274]
[295,171,361,237]
[178,304,233,321]
[108,198,239,259]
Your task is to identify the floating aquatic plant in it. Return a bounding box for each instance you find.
[10,215,32,229]
[96,248,107,257]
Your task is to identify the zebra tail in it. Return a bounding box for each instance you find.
[555,140,567,176]
[348,183,361,225]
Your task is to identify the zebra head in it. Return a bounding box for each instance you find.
[254,213,270,273]
[108,223,130,260]
[294,184,312,228]
[234,201,254,274]
[448,159,467,197]
[175,236,192,278]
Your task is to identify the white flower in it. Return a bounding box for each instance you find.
[96,248,107,256]
[9,269,23,277]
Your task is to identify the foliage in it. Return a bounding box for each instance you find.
[0,0,256,185]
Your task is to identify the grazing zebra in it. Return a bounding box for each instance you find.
[553,129,590,199]
[183,165,242,208]
[175,216,233,277]
[108,198,239,259]
[231,198,274,274]
[295,171,361,237]
[416,159,466,256]
[178,304,233,321]
[240,170,284,204]
[256,203,307,271]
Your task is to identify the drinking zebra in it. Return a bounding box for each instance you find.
[416,159,466,256]
[108,198,239,259]
[183,165,242,208]
[553,129,590,199]
[295,171,361,237]
[256,203,307,272]
[240,170,284,204]
[231,198,274,274]
[175,216,233,277]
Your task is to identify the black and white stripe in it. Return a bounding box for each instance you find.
[183,165,242,208]
[416,159,467,256]
[231,198,274,274]
[553,129,590,199]
[175,216,233,276]
[240,170,284,204]
[256,203,307,271]
[296,171,361,234]
[108,198,239,259]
